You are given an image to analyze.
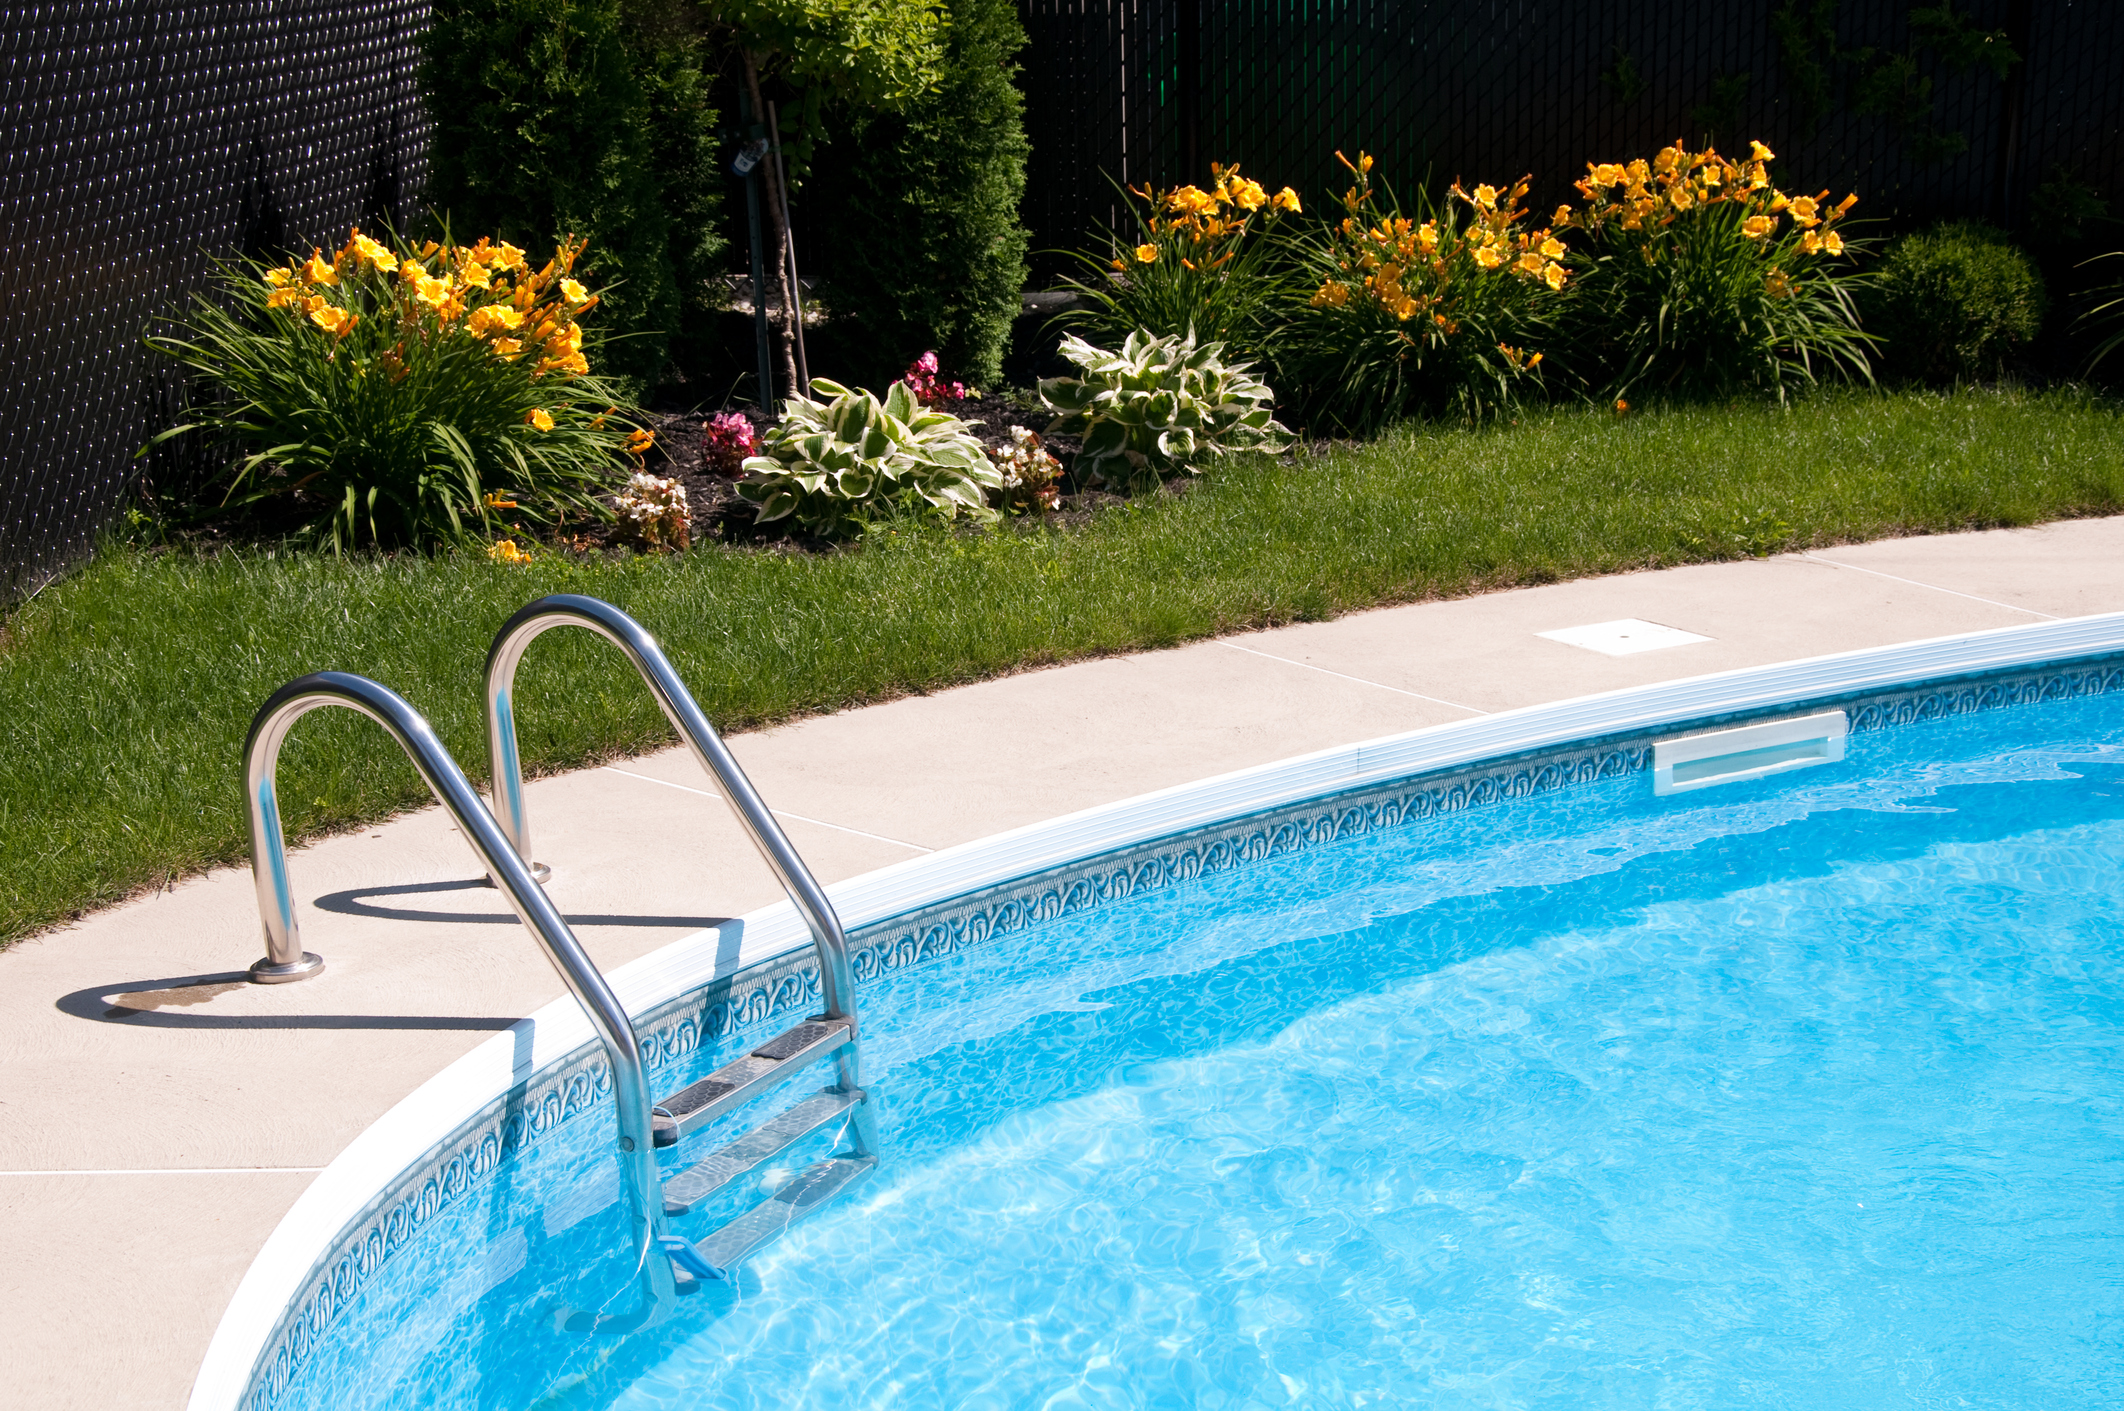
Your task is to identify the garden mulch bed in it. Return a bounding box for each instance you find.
[581,386,1098,555]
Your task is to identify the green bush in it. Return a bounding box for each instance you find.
[1052,164,1302,361]
[1270,155,1565,431]
[420,0,724,391]
[1865,221,2048,383]
[1558,140,1873,399]
[1040,330,1291,494]
[146,231,641,550]
[736,378,1000,535]
[811,0,1029,389]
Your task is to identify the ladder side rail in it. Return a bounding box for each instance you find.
[483,595,861,1034]
[242,671,679,1324]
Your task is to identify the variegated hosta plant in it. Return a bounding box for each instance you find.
[737,378,1002,536]
[1039,330,1291,494]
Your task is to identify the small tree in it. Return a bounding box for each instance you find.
[699,0,945,400]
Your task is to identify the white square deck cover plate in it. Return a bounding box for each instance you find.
[1536,618,1714,656]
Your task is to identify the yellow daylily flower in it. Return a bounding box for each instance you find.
[1273,187,1302,212]
[1742,214,1776,239]
[304,251,338,285]
[351,232,396,271]
[1750,140,1775,162]
[560,278,588,303]
[1543,261,1566,290]
[1540,236,1565,258]
[488,539,529,564]
[1822,231,1844,255]
[525,408,555,431]
[1134,243,1158,263]
[1473,184,1499,210]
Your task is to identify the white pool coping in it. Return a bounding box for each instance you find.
[187,607,2124,1411]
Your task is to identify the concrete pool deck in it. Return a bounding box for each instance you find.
[5,516,2122,1409]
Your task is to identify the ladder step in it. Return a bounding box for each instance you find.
[652,1018,853,1146]
[684,1155,877,1279]
[662,1089,865,1215]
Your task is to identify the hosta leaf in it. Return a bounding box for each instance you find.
[1039,378,1096,412]
[752,487,797,522]
[1082,418,1128,456]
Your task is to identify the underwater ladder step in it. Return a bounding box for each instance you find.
[651,1018,855,1146]
[662,1089,868,1215]
[663,1155,878,1286]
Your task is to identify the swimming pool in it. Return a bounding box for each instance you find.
[193,617,2124,1410]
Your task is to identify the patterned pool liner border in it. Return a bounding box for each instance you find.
[236,646,2124,1410]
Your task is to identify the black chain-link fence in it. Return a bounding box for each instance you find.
[1019,0,2122,279]
[0,0,428,602]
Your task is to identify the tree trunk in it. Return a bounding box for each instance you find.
[743,50,800,405]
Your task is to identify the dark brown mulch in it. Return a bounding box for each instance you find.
[570,387,1096,555]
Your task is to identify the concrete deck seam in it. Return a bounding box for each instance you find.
[1797,553,2062,620]
[600,766,936,852]
[1218,640,1491,714]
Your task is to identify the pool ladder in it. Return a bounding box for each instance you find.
[240,594,876,1328]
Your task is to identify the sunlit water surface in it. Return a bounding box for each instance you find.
[284,692,2124,1410]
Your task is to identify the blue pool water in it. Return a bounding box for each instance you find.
[283,691,2124,1410]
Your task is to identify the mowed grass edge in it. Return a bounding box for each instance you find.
[4,385,2121,945]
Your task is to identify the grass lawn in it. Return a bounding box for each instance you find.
[5,385,2123,946]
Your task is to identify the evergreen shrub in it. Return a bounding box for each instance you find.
[1865,221,2047,383]
[812,0,1030,390]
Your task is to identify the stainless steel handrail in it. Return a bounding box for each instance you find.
[240,671,678,1324]
[484,595,862,1036]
